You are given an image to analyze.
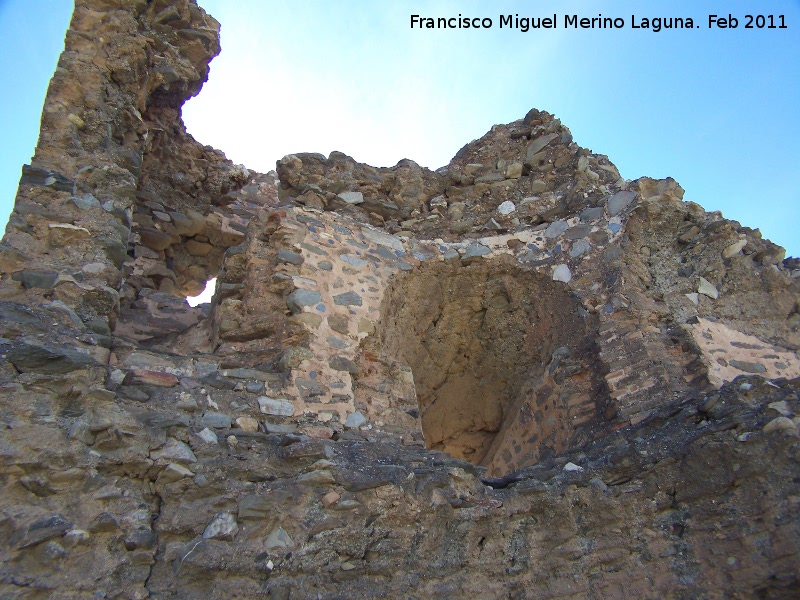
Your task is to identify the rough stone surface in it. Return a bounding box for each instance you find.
[337,191,364,205]
[259,396,294,417]
[286,288,323,313]
[497,200,516,215]
[698,276,720,299]
[202,512,239,541]
[461,242,491,260]
[0,5,799,599]
[552,263,572,282]
[607,190,638,216]
[333,291,363,307]
[545,220,569,238]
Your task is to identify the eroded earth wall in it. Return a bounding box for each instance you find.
[1,2,799,599]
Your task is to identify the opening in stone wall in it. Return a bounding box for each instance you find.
[187,277,217,307]
[367,257,606,476]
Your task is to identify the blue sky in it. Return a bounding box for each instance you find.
[2,1,798,258]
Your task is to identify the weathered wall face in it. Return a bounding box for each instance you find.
[0,0,270,347]
[2,1,221,312]
[1,2,800,598]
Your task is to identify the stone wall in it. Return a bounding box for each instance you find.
[268,117,800,464]
[1,2,799,598]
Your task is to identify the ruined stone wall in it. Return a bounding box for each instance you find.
[1,2,799,598]
[271,114,800,451]
[3,1,212,311]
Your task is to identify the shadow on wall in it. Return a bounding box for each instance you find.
[365,256,609,476]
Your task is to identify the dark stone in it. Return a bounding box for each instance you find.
[225,244,247,257]
[287,289,322,313]
[589,230,609,246]
[6,212,34,234]
[221,368,278,382]
[462,243,491,260]
[299,242,329,256]
[201,371,238,390]
[198,411,232,429]
[329,356,358,375]
[20,164,74,192]
[332,224,352,235]
[246,381,265,394]
[88,512,120,533]
[0,301,43,328]
[12,269,59,289]
[268,586,292,600]
[565,224,592,240]
[277,250,304,265]
[607,191,637,216]
[133,411,190,430]
[580,207,605,222]
[7,341,100,374]
[118,386,151,402]
[375,247,396,260]
[481,473,524,489]
[12,514,73,549]
[346,239,369,250]
[296,377,328,398]
[729,360,767,374]
[100,237,129,268]
[333,292,362,307]
[521,256,554,268]
[328,314,350,334]
[474,173,504,184]
[0,244,31,266]
[335,469,394,492]
[238,492,291,519]
[124,528,157,551]
[603,246,623,263]
[327,335,348,349]
[219,283,244,298]
[278,440,331,461]
[138,227,173,251]
[115,148,142,177]
[70,194,101,210]
[524,133,558,167]
[296,214,325,227]
[523,108,543,125]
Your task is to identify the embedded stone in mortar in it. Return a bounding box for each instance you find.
[690,317,800,387]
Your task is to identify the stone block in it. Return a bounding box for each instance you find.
[287,288,322,313]
[333,292,362,307]
[259,397,294,417]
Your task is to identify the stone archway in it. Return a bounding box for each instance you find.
[363,257,608,476]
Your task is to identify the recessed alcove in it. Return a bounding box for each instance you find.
[369,257,607,476]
